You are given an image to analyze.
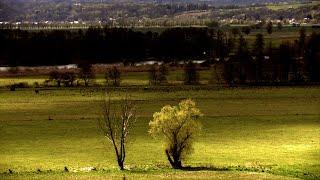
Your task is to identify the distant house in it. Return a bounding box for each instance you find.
[135,61,162,66]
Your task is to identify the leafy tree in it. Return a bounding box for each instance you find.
[149,99,203,169]
[98,93,136,170]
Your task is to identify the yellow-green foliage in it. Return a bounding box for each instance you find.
[149,99,203,163]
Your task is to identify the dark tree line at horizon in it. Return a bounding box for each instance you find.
[224,29,320,84]
[0,27,319,84]
[0,27,212,66]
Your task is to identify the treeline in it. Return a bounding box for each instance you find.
[220,29,320,84]
[0,27,212,66]
[3,0,316,22]
[0,27,319,85]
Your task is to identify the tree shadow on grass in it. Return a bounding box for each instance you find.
[181,166,229,171]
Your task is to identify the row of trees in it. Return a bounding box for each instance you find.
[48,65,121,87]
[46,63,197,87]
[0,27,211,66]
[1,27,320,84]
[0,24,277,66]
[221,29,320,84]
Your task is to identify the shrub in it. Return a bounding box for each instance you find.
[33,82,40,88]
[9,85,15,91]
[149,99,203,169]
[8,82,29,91]
[16,82,29,88]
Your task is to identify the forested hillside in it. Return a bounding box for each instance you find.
[1,0,318,24]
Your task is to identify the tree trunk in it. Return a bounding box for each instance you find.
[118,160,124,170]
[165,150,182,169]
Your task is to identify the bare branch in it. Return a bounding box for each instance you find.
[98,91,135,170]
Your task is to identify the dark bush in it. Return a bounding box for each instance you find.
[49,71,62,87]
[62,72,76,87]
[9,85,16,91]
[9,82,29,91]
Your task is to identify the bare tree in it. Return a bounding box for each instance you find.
[62,72,76,87]
[148,64,169,85]
[184,61,199,85]
[49,70,62,87]
[158,64,169,84]
[98,92,136,170]
[107,66,121,86]
[148,64,158,85]
[79,63,95,87]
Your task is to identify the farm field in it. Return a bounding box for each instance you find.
[139,26,320,50]
[0,86,319,179]
[0,70,214,87]
[1,0,320,178]
[266,1,320,10]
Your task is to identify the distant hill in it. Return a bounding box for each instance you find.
[0,1,19,21]
[0,0,316,22]
[2,0,308,5]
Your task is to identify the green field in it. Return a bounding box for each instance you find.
[0,70,214,87]
[0,86,319,179]
[137,26,319,47]
[266,1,320,10]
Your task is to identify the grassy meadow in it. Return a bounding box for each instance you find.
[266,1,320,10]
[0,70,214,87]
[0,84,319,179]
[134,26,319,49]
